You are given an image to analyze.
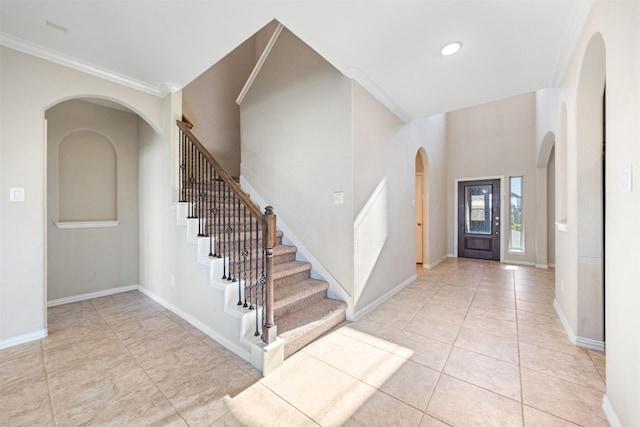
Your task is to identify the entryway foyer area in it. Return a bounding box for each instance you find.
[1,258,606,426]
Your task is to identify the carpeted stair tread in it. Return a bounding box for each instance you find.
[273,278,329,317]
[278,298,348,358]
[272,260,311,279]
[273,244,297,259]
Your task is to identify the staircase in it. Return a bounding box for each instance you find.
[221,193,347,358]
[177,120,346,361]
[255,242,346,358]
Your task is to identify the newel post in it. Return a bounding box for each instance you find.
[262,206,277,344]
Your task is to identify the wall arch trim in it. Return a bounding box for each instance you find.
[45,95,163,136]
[537,131,555,168]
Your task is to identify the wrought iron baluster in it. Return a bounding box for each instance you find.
[207,165,216,258]
[230,188,236,283]
[257,246,265,337]
[249,216,254,312]
[228,183,233,281]
[198,151,206,236]
[242,205,250,309]
[214,172,221,258]
[179,130,186,203]
[220,184,227,279]
[188,142,196,218]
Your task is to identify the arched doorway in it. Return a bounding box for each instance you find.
[536,131,556,268]
[46,97,159,305]
[576,33,606,346]
[415,149,429,266]
[547,146,556,267]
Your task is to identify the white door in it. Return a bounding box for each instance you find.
[415,174,423,263]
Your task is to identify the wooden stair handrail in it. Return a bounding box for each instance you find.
[176,120,264,222]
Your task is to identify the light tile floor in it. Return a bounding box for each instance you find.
[0,258,608,426]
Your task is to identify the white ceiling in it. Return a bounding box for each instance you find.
[0,1,592,121]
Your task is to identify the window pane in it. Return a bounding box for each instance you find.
[509,176,523,251]
[465,185,492,235]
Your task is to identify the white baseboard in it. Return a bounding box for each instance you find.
[426,256,448,269]
[47,284,139,307]
[549,263,556,268]
[504,259,536,267]
[137,286,251,363]
[535,264,549,269]
[350,274,417,321]
[554,299,577,344]
[576,336,605,352]
[447,253,457,258]
[602,395,622,427]
[0,329,48,350]
[554,300,605,351]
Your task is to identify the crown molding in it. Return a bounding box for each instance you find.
[551,0,593,88]
[237,23,284,105]
[342,67,412,124]
[0,32,170,97]
[162,82,183,94]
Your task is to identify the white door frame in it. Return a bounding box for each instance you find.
[453,175,506,262]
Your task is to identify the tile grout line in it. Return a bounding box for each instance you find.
[420,264,482,424]
[89,295,192,426]
[513,271,597,426]
[511,268,527,427]
[40,339,59,427]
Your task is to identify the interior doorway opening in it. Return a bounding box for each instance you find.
[415,149,429,266]
[45,97,156,306]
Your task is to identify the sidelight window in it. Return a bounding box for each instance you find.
[509,176,524,252]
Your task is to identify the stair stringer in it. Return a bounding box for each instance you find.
[239,176,354,319]
[176,203,284,375]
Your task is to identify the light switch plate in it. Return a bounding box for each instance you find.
[333,191,344,204]
[10,187,25,202]
[621,166,632,193]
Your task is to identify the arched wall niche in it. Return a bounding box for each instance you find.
[559,103,568,223]
[58,130,117,221]
[575,32,606,343]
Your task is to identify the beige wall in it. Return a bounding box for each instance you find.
[0,46,164,346]
[182,36,256,177]
[240,28,355,295]
[46,100,140,301]
[352,81,413,312]
[547,1,640,424]
[401,114,449,268]
[446,93,537,264]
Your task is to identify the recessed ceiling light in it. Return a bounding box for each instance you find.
[441,42,462,56]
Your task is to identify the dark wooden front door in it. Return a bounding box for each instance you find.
[458,179,501,261]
